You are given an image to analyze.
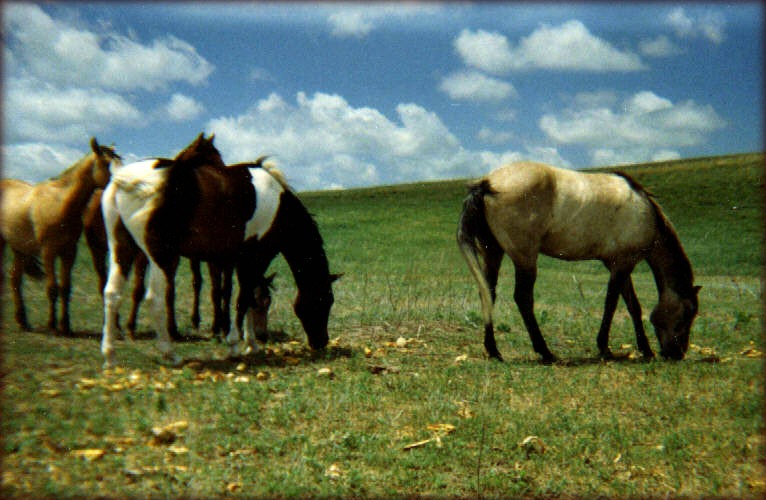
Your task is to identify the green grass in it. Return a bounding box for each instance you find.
[2,153,763,497]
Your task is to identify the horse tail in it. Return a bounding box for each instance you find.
[457,179,502,350]
[24,255,45,280]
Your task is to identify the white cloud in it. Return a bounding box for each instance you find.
[439,71,517,102]
[455,22,646,74]
[1,143,85,183]
[539,90,725,165]
[5,78,143,143]
[639,35,684,58]
[4,4,214,91]
[327,4,443,39]
[477,127,514,145]
[207,91,535,189]
[165,93,205,122]
[666,7,726,44]
[328,10,374,38]
[454,29,515,74]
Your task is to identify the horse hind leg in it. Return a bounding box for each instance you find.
[513,264,557,364]
[126,252,148,340]
[145,262,182,366]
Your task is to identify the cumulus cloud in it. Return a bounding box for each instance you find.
[206,91,554,190]
[1,143,86,183]
[439,71,517,102]
[164,93,205,122]
[5,77,143,143]
[455,21,646,74]
[328,10,374,38]
[327,4,442,39]
[666,7,726,44]
[539,90,725,166]
[639,35,684,58]
[4,4,214,91]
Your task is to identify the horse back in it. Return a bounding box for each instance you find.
[484,162,657,263]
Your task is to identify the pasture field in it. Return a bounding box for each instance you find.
[2,153,763,497]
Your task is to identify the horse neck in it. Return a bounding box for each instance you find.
[53,155,100,212]
[276,191,331,293]
[645,220,694,298]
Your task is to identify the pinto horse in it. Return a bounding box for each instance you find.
[100,134,338,367]
[85,191,273,341]
[457,161,700,363]
[0,138,121,335]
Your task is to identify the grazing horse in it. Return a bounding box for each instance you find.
[100,133,338,367]
[457,161,700,362]
[0,138,121,335]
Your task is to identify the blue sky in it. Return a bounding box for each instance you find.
[3,2,763,190]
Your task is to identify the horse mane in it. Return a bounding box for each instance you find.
[615,171,695,292]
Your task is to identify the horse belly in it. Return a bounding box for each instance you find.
[542,200,655,261]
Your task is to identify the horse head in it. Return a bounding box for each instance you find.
[174,132,225,169]
[249,272,276,338]
[650,285,701,360]
[89,137,121,188]
[293,273,342,350]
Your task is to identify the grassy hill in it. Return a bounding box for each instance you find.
[2,153,763,497]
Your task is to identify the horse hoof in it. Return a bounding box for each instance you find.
[540,355,558,365]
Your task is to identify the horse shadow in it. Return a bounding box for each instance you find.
[510,352,656,367]
[182,341,354,372]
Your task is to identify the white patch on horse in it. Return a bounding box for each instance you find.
[245,168,284,240]
[111,160,169,255]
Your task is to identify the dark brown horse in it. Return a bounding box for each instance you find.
[100,134,338,367]
[458,161,700,362]
[0,138,121,334]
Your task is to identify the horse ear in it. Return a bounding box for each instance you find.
[207,133,215,143]
[90,137,100,153]
[330,273,343,283]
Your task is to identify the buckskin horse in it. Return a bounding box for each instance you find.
[0,138,121,335]
[85,190,274,341]
[100,134,338,367]
[457,161,700,362]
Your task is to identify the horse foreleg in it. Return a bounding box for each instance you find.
[221,264,234,336]
[621,276,654,359]
[163,259,181,341]
[57,246,77,336]
[41,247,58,334]
[10,252,30,330]
[190,259,202,331]
[596,270,630,359]
[208,262,223,338]
[514,265,557,364]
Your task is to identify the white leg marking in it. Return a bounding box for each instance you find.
[102,265,126,369]
[243,308,261,355]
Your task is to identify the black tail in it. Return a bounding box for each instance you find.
[457,179,498,254]
[24,256,45,280]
